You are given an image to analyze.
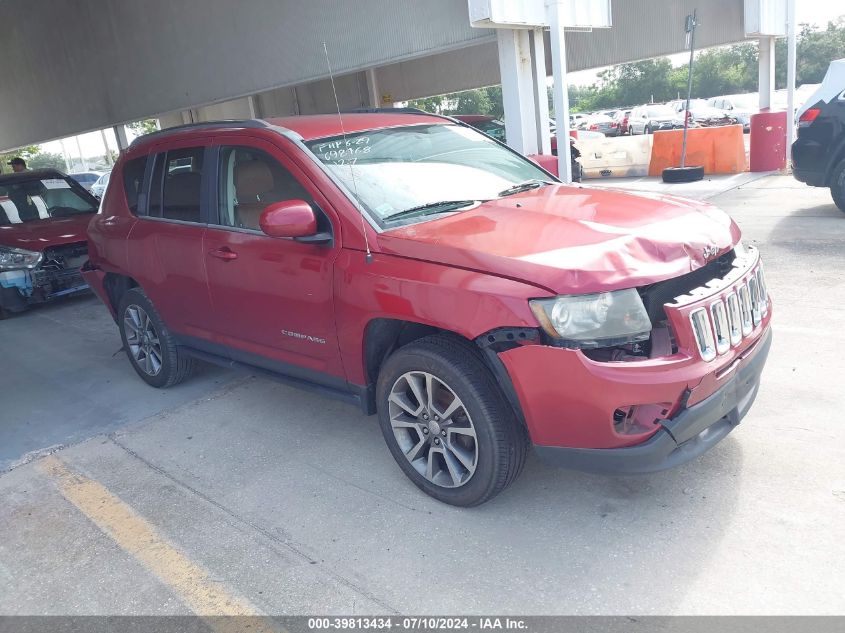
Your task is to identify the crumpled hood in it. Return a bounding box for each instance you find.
[0,214,94,251]
[377,185,741,294]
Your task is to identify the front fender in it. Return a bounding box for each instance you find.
[333,250,546,384]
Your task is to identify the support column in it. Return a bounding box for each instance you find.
[112,125,129,151]
[366,68,381,108]
[100,129,114,165]
[530,28,551,155]
[785,0,797,167]
[547,0,573,182]
[247,95,260,118]
[497,28,539,155]
[758,36,775,110]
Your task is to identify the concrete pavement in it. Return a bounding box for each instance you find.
[1,175,843,616]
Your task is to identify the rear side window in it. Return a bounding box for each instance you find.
[122,157,147,215]
[148,147,205,223]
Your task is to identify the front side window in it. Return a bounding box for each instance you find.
[0,176,97,225]
[216,146,313,231]
[304,123,552,228]
[148,147,205,223]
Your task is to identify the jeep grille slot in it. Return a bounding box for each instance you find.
[683,260,768,362]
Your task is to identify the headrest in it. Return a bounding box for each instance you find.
[235,161,274,201]
[164,172,201,206]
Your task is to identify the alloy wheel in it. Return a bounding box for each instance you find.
[388,371,478,488]
[124,304,163,376]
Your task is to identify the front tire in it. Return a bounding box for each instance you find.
[830,158,845,213]
[376,336,526,507]
[118,287,194,388]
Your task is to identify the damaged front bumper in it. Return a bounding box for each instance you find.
[532,327,771,473]
[0,243,89,313]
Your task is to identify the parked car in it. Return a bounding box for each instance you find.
[68,171,106,193]
[570,113,588,129]
[667,99,737,127]
[628,104,685,134]
[0,169,95,317]
[792,58,845,212]
[707,94,756,132]
[83,114,772,506]
[613,110,631,135]
[90,171,111,198]
[583,113,621,137]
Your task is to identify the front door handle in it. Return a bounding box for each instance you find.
[208,247,238,261]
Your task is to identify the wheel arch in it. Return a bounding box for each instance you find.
[103,272,140,317]
[361,317,533,434]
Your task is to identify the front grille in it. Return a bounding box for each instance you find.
[669,255,768,362]
[32,241,89,298]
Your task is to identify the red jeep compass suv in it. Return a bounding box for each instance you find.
[83,114,772,506]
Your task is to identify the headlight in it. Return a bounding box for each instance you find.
[530,288,652,349]
[0,246,43,270]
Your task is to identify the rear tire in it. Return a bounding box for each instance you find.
[376,335,527,506]
[830,159,845,213]
[117,287,194,388]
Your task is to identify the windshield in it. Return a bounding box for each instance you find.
[647,106,676,118]
[0,176,97,225]
[305,124,553,227]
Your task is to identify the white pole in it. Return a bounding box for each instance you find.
[786,0,797,168]
[74,136,88,171]
[58,139,72,173]
[758,37,775,110]
[531,28,552,155]
[99,129,113,166]
[547,0,573,183]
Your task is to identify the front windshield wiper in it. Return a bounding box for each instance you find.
[497,179,554,198]
[382,200,479,223]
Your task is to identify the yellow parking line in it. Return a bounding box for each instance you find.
[39,455,280,633]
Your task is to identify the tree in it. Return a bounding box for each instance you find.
[26,152,66,171]
[776,17,845,88]
[126,119,159,136]
[407,94,448,113]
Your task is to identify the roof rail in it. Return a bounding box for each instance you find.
[129,119,270,147]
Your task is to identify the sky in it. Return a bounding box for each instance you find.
[34,2,845,162]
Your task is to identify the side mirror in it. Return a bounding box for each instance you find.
[259,200,331,244]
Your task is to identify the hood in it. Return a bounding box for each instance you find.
[377,185,741,294]
[0,213,94,251]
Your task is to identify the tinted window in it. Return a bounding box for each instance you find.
[149,147,205,223]
[217,146,312,231]
[122,157,147,215]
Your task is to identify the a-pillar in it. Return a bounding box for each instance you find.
[497,28,540,155]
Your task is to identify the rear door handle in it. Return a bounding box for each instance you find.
[208,247,238,261]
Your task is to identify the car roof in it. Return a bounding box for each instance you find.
[0,168,67,185]
[128,113,450,151]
